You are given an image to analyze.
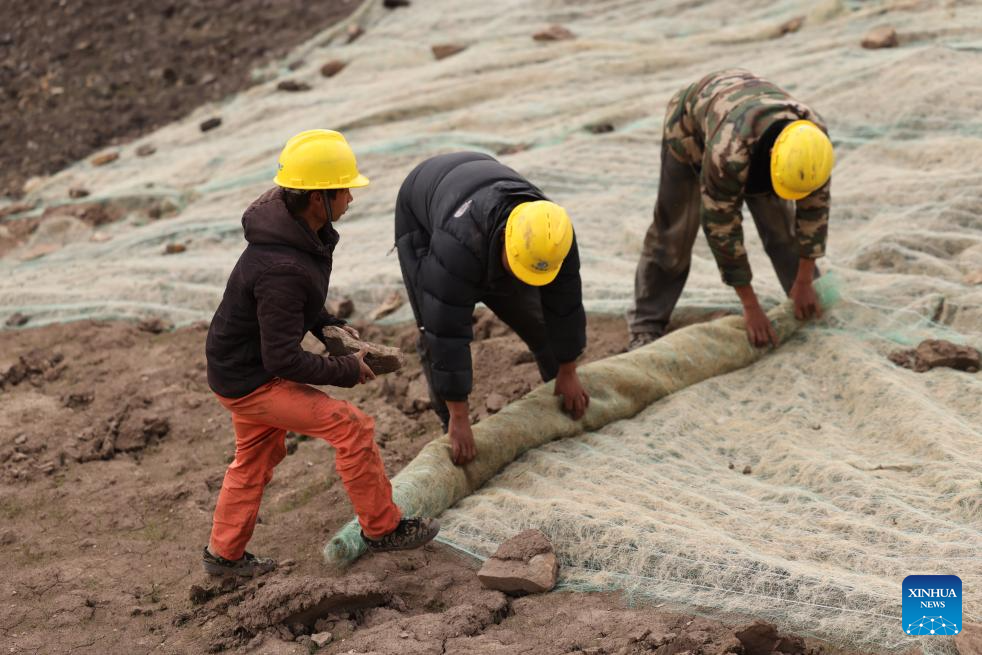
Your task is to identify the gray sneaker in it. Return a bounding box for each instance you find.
[202,547,276,578]
[363,517,440,553]
[628,332,659,351]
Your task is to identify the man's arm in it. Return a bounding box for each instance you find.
[255,266,361,387]
[789,181,829,320]
[540,237,589,419]
[700,142,778,346]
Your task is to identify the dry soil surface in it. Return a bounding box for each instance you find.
[0,310,877,655]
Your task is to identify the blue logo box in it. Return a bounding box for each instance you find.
[903,575,962,636]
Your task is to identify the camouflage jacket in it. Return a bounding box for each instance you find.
[663,69,830,286]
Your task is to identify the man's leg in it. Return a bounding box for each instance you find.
[208,409,287,562]
[745,195,820,295]
[214,379,402,540]
[627,144,703,343]
[483,288,559,382]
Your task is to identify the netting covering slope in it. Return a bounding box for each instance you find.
[1,0,980,652]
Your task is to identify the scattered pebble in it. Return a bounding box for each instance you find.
[585,123,615,134]
[277,80,311,92]
[90,152,119,167]
[383,0,410,7]
[369,291,404,321]
[5,312,30,327]
[346,24,364,44]
[776,15,804,37]
[138,317,174,334]
[311,631,333,647]
[533,25,576,41]
[861,26,898,49]
[326,296,354,319]
[164,243,187,255]
[320,60,347,78]
[742,465,752,475]
[69,187,90,199]
[136,144,156,157]
[200,117,222,132]
[431,44,467,60]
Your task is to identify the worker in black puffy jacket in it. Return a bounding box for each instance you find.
[395,152,589,465]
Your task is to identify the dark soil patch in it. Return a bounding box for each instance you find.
[0,0,361,197]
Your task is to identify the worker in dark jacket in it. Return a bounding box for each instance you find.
[203,130,438,578]
[395,152,590,466]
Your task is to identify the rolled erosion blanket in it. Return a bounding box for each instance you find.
[324,278,839,565]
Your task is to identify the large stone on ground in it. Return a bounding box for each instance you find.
[321,326,405,374]
[890,339,980,373]
[477,529,558,595]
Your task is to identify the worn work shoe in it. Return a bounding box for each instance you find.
[202,547,276,578]
[363,517,440,553]
[627,332,659,351]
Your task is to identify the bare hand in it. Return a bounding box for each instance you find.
[354,348,375,384]
[554,364,589,420]
[743,305,778,348]
[447,414,476,466]
[790,279,823,321]
[341,324,361,340]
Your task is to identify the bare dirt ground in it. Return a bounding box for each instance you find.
[0,0,363,198]
[0,310,875,655]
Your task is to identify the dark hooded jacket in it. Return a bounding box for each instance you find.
[395,152,586,402]
[206,187,359,398]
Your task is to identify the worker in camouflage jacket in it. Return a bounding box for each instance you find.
[628,69,835,348]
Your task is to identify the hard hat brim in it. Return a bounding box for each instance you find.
[506,247,562,287]
[771,179,809,201]
[273,173,371,190]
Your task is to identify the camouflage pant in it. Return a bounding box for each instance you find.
[628,142,815,337]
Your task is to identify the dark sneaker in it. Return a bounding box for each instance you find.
[628,332,659,351]
[202,547,276,578]
[363,517,440,553]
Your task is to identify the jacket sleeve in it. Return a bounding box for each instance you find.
[794,178,829,259]
[541,235,586,364]
[700,132,753,287]
[255,265,361,388]
[415,230,480,402]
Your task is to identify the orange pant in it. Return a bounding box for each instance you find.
[209,378,401,560]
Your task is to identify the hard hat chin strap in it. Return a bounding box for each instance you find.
[321,190,334,225]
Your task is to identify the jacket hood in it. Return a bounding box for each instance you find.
[242,187,339,256]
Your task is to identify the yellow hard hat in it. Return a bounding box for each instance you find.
[273,129,370,190]
[770,120,834,200]
[504,200,574,286]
